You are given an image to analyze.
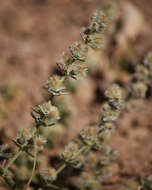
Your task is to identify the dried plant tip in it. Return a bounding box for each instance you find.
[70,41,88,61]
[40,168,57,182]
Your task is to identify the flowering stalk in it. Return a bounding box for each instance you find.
[2,127,37,176]
[126,52,152,113]
[39,83,124,190]
[38,7,118,188]
[56,145,88,175]
[3,149,22,176]
[0,3,125,189]
[129,52,152,99]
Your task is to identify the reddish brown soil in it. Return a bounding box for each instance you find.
[0,0,152,190]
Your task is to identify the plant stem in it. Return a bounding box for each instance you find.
[3,128,37,175]
[47,183,60,189]
[24,148,37,190]
[56,164,66,176]
[3,149,22,175]
[83,145,92,154]
[56,145,88,176]
[0,176,5,186]
[72,145,88,159]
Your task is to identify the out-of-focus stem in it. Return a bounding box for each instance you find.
[3,149,22,175]
[24,148,37,190]
[56,145,89,176]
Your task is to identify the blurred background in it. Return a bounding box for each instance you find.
[0,0,152,189]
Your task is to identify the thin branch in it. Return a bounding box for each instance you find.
[24,148,38,190]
